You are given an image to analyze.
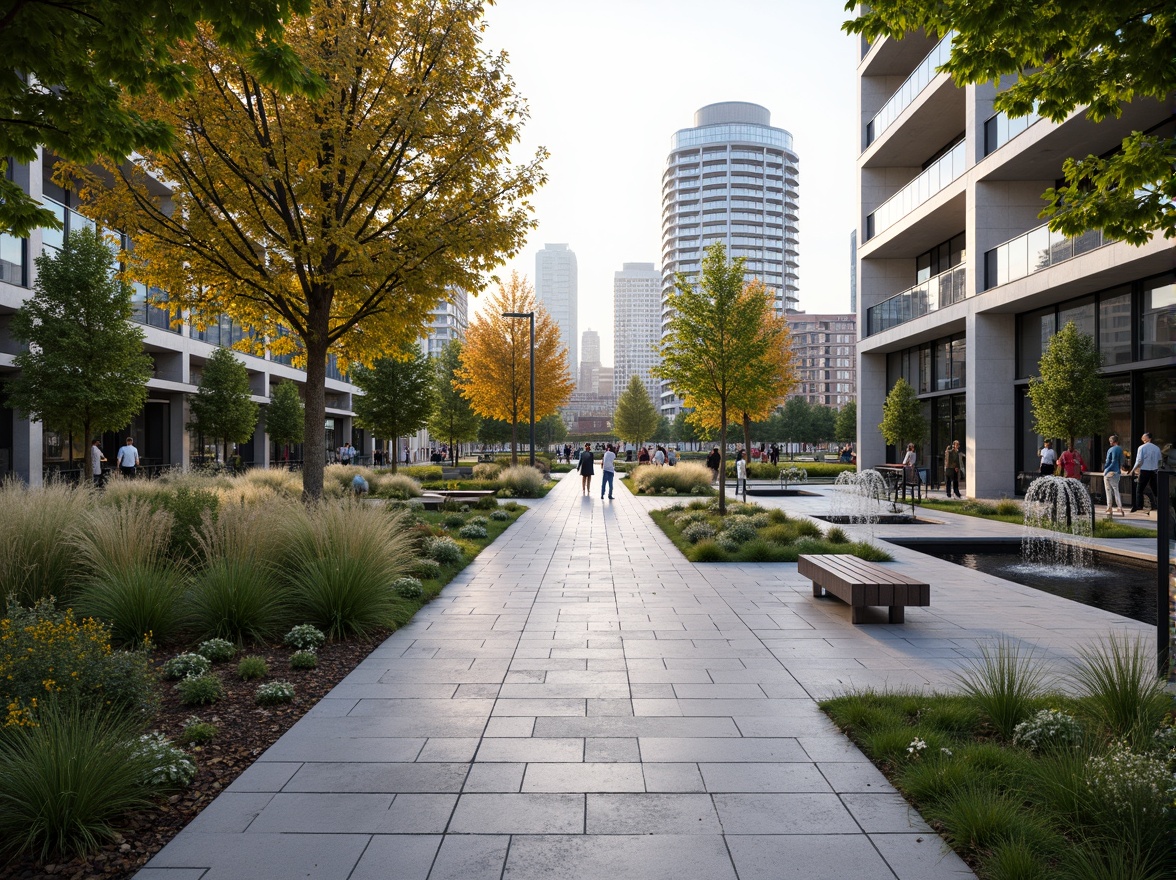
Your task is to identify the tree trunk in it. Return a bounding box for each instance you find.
[717,402,728,516]
[742,413,752,471]
[510,418,519,467]
[302,329,329,501]
[389,439,399,474]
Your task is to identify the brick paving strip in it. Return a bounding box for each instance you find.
[136,473,1153,880]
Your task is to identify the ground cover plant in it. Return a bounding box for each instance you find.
[651,499,892,563]
[917,497,1155,538]
[821,635,1176,879]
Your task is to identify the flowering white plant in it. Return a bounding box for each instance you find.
[1012,708,1083,752]
[134,732,196,787]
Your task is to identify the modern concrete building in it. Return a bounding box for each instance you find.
[660,101,800,415]
[534,243,578,385]
[854,28,1174,498]
[0,151,367,484]
[613,261,662,407]
[405,290,470,463]
[787,313,857,409]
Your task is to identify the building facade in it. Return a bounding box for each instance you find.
[787,313,857,409]
[579,328,601,392]
[0,150,367,484]
[534,243,578,385]
[854,29,1175,497]
[613,261,662,407]
[660,101,800,415]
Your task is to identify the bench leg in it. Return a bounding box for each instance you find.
[888,605,905,624]
[812,581,824,597]
[851,606,866,624]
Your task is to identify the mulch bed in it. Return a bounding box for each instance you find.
[3,632,389,880]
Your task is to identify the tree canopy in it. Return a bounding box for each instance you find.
[455,273,573,465]
[1027,321,1110,450]
[7,226,152,461]
[351,345,435,474]
[428,340,481,468]
[614,375,661,450]
[835,401,858,445]
[266,382,305,462]
[879,378,927,452]
[844,2,1176,244]
[189,348,260,465]
[0,0,322,237]
[75,0,545,498]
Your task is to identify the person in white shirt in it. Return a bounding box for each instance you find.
[735,450,747,494]
[91,439,107,487]
[116,437,139,478]
[600,444,617,500]
[1129,432,1162,513]
[1038,440,1057,477]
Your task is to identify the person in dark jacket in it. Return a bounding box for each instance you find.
[578,442,595,496]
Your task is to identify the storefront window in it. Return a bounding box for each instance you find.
[1142,369,1176,467]
[1099,289,1132,366]
[950,337,966,389]
[1140,276,1175,361]
[1018,307,1055,378]
[1059,297,1095,341]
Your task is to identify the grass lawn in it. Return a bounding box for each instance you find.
[651,499,892,563]
[820,637,1175,879]
[917,498,1155,538]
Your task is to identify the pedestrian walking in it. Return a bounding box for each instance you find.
[90,439,107,488]
[943,440,962,498]
[578,442,595,496]
[1129,432,1161,513]
[340,442,355,465]
[637,446,650,465]
[600,444,616,500]
[116,437,139,478]
[705,446,720,482]
[653,445,666,466]
[1038,440,1057,477]
[1102,434,1126,517]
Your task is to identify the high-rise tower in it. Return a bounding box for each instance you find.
[534,243,578,383]
[579,329,601,393]
[660,102,800,413]
[613,262,662,407]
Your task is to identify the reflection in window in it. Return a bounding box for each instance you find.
[1141,278,1175,361]
[1059,297,1095,341]
[1099,290,1132,366]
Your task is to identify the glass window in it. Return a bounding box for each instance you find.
[1059,297,1095,341]
[918,345,932,393]
[1140,276,1175,360]
[1142,369,1176,469]
[1018,307,1054,378]
[1098,289,1132,366]
[0,232,24,285]
[1105,376,1132,467]
[935,340,951,391]
[950,337,966,389]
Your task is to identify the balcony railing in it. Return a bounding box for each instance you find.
[865,264,967,336]
[984,223,1109,290]
[865,139,966,240]
[866,32,955,147]
[983,108,1041,156]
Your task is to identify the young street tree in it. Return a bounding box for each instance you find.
[77,0,545,499]
[455,273,573,466]
[879,377,928,453]
[777,396,813,459]
[536,413,569,451]
[266,382,305,465]
[835,400,858,445]
[0,0,321,237]
[428,341,481,468]
[189,348,259,466]
[1028,321,1109,451]
[844,2,1176,244]
[7,226,153,465]
[655,242,790,513]
[614,375,661,451]
[351,345,434,474]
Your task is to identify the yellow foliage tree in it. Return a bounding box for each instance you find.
[72,0,545,498]
[455,273,572,466]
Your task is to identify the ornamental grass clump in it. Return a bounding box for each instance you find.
[629,461,714,495]
[186,557,289,644]
[1073,633,1171,749]
[496,465,545,497]
[373,473,422,500]
[256,681,295,706]
[74,562,187,647]
[0,480,89,605]
[953,638,1049,740]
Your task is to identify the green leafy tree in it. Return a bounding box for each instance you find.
[536,413,569,450]
[477,418,513,449]
[428,340,481,468]
[778,397,812,457]
[266,382,305,464]
[352,345,434,473]
[614,375,661,450]
[655,242,786,513]
[1027,321,1109,450]
[0,0,322,236]
[844,2,1176,245]
[879,378,928,452]
[7,226,152,464]
[809,404,838,446]
[835,401,858,444]
[189,348,260,465]
[671,410,700,445]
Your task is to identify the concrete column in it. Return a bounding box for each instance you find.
[857,349,888,470]
[169,392,190,471]
[13,416,42,487]
[966,311,1016,498]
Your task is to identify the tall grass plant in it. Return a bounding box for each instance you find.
[0,479,89,604]
[953,638,1049,739]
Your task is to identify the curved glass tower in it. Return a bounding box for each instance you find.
[660,102,800,413]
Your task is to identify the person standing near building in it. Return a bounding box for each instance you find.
[1102,435,1126,517]
[735,449,747,494]
[943,440,962,498]
[91,439,107,488]
[1059,442,1086,480]
[1129,432,1161,513]
[653,445,666,467]
[600,444,616,500]
[1038,440,1057,477]
[116,437,139,478]
[578,442,595,496]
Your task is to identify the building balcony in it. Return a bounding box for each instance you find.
[865,32,954,148]
[983,222,1112,290]
[865,264,966,337]
[983,108,1042,156]
[865,139,966,240]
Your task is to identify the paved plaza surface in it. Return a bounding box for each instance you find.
[137,472,1158,880]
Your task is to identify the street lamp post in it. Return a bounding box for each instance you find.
[502,311,536,468]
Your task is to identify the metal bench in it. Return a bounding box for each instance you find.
[798,554,930,624]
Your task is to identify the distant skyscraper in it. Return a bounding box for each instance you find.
[613,261,662,407]
[534,243,578,383]
[423,288,469,357]
[660,102,800,413]
[579,328,601,392]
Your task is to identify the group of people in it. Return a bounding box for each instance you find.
[1038,432,1164,516]
[574,442,616,499]
[90,436,141,486]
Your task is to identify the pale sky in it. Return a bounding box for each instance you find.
[473,0,860,368]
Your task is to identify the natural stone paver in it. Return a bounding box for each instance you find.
[138,472,1158,879]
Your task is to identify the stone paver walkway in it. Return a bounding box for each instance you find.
[138,473,1154,880]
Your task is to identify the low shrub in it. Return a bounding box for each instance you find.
[289,650,318,670]
[490,509,510,521]
[393,577,424,600]
[162,653,212,681]
[196,638,237,664]
[413,558,442,580]
[256,681,295,706]
[502,501,523,512]
[1012,708,1084,753]
[442,512,467,528]
[175,673,223,707]
[187,557,289,644]
[825,526,850,544]
[283,624,326,652]
[74,562,187,647]
[459,523,488,540]
[180,716,218,744]
[372,473,422,500]
[426,536,463,565]
[0,699,168,860]
[401,465,443,481]
[133,731,197,787]
[629,462,714,495]
[719,518,758,545]
[496,465,546,497]
[237,655,269,680]
[155,486,220,561]
[475,495,499,510]
[681,521,717,544]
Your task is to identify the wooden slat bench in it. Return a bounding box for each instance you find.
[798,554,930,624]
